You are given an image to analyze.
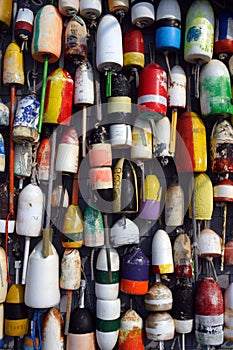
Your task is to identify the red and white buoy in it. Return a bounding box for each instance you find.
[224,282,233,341]
[118,309,144,350]
[55,127,79,174]
[15,1,34,50]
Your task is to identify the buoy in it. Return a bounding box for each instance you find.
[172,280,193,334]
[0,0,12,32]
[197,228,221,258]
[110,124,132,149]
[25,240,60,309]
[55,127,79,174]
[37,138,51,182]
[65,16,87,62]
[12,94,40,144]
[137,62,167,118]
[16,183,44,284]
[214,9,233,60]
[131,0,155,28]
[145,281,173,312]
[80,0,102,19]
[120,247,149,295]
[0,183,16,234]
[62,204,84,249]
[95,247,120,300]
[173,230,192,278]
[145,312,175,341]
[184,0,214,98]
[43,68,74,126]
[84,205,104,247]
[189,173,213,221]
[0,247,7,303]
[14,142,32,189]
[58,0,80,16]
[5,284,28,337]
[96,14,123,97]
[118,309,144,350]
[108,0,129,19]
[0,133,5,172]
[176,110,207,172]
[195,277,224,346]
[0,98,9,126]
[96,298,120,350]
[131,118,152,161]
[200,59,233,119]
[3,41,24,87]
[14,1,34,51]
[0,304,4,347]
[110,217,139,247]
[123,26,144,71]
[224,282,233,341]
[113,158,138,214]
[152,229,174,274]
[139,174,162,221]
[210,119,233,173]
[165,183,184,227]
[168,65,186,110]
[42,308,64,350]
[60,249,81,291]
[153,116,171,159]
[225,239,233,266]
[67,279,95,350]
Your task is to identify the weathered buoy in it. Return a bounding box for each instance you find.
[0,98,9,126]
[42,308,64,350]
[84,205,104,247]
[15,2,34,51]
[139,174,162,221]
[197,228,221,258]
[173,230,192,278]
[65,16,87,61]
[145,281,173,312]
[3,41,24,86]
[152,229,174,274]
[0,133,5,172]
[145,312,175,341]
[131,0,155,28]
[0,0,12,32]
[55,127,79,174]
[153,116,171,159]
[0,247,7,303]
[110,217,139,247]
[62,204,83,249]
[60,249,81,291]
[131,118,152,161]
[37,138,51,182]
[14,142,32,189]
[118,309,144,350]
[80,0,102,19]
[214,9,233,61]
[224,282,233,341]
[165,183,184,227]
[58,0,79,16]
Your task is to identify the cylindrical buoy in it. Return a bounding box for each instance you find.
[25,240,60,309]
[42,308,64,350]
[123,26,144,70]
[118,309,144,350]
[225,240,233,266]
[120,247,150,295]
[88,124,112,168]
[195,277,224,346]
[80,0,102,19]
[74,60,94,106]
[214,9,233,60]
[189,173,213,220]
[0,247,7,303]
[168,65,186,110]
[37,138,51,182]
[62,204,83,249]
[110,217,139,247]
[210,119,233,173]
[153,116,171,159]
[131,118,152,161]
[165,183,184,227]
[60,249,81,291]
[58,0,80,16]
[131,0,155,28]
[96,298,120,350]
[55,128,79,174]
[108,0,129,18]
[65,16,87,61]
[152,229,174,274]
[43,68,74,125]
[14,2,34,50]
[145,312,175,341]
[3,41,24,86]
[139,174,162,221]
[173,230,192,278]
[95,247,120,300]
[197,228,221,258]
[14,142,32,188]
[145,281,173,312]
[200,59,233,118]
[84,205,104,247]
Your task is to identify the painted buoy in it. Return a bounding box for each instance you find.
[123,26,144,70]
[213,177,233,202]
[176,111,207,172]
[165,183,184,227]
[210,119,233,173]
[65,16,87,61]
[84,205,104,247]
[0,0,12,32]
[195,277,224,346]
[0,98,9,126]
[200,59,233,119]
[153,116,171,158]
[89,167,113,191]
[95,247,120,300]
[152,229,174,274]
[43,68,74,125]
[173,231,192,278]
[172,281,193,334]
[224,282,233,340]
[155,0,181,52]
[42,308,64,350]
[96,298,120,350]
[110,124,132,149]
[118,309,144,350]
[120,247,149,295]
[189,173,213,221]
[108,0,129,18]
[0,183,15,234]
[58,0,80,16]
[139,174,162,221]
[15,2,34,50]
[88,124,112,168]
[131,118,152,161]
[197,228,221,258]
[110,217,139,247]
[0,247,7,303]
[14,142,32,188]
[80,0,102,19]
[225,240,233,266]
[131,0,155,28]
[145,282,173,312]
[74,60,94,106]
[12,94,40,143]
[55,127,79,173]
[25,240,60,309]
[37,138,51,182]
[60,249,81,290]
[168,65,186,110]
[113,158,138,214]
[145,312,175,341]
[3,41,24,86]
[214,9,233,60]
[62,204,83,249]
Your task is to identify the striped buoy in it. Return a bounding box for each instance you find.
[95,247,120,300]
[214,9,233,60]
[118,309,144,350]
[96,298,120,350]
[139,174,162,221]
[15,2,34,50]
[145,312,175,341]
[55,127,79,174]
[152,229,174,274]
[62,204,83,249]
[120,247,149,295]
[165,183,184,227]
[210,119,233,173]
[195,277,224,346]
[172,281,193,334]
[84,205,104,247]
[43,68,74,125]
[145,281,173,312]
[123,26,144,70]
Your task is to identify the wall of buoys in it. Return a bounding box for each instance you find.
[1,0,233,349]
